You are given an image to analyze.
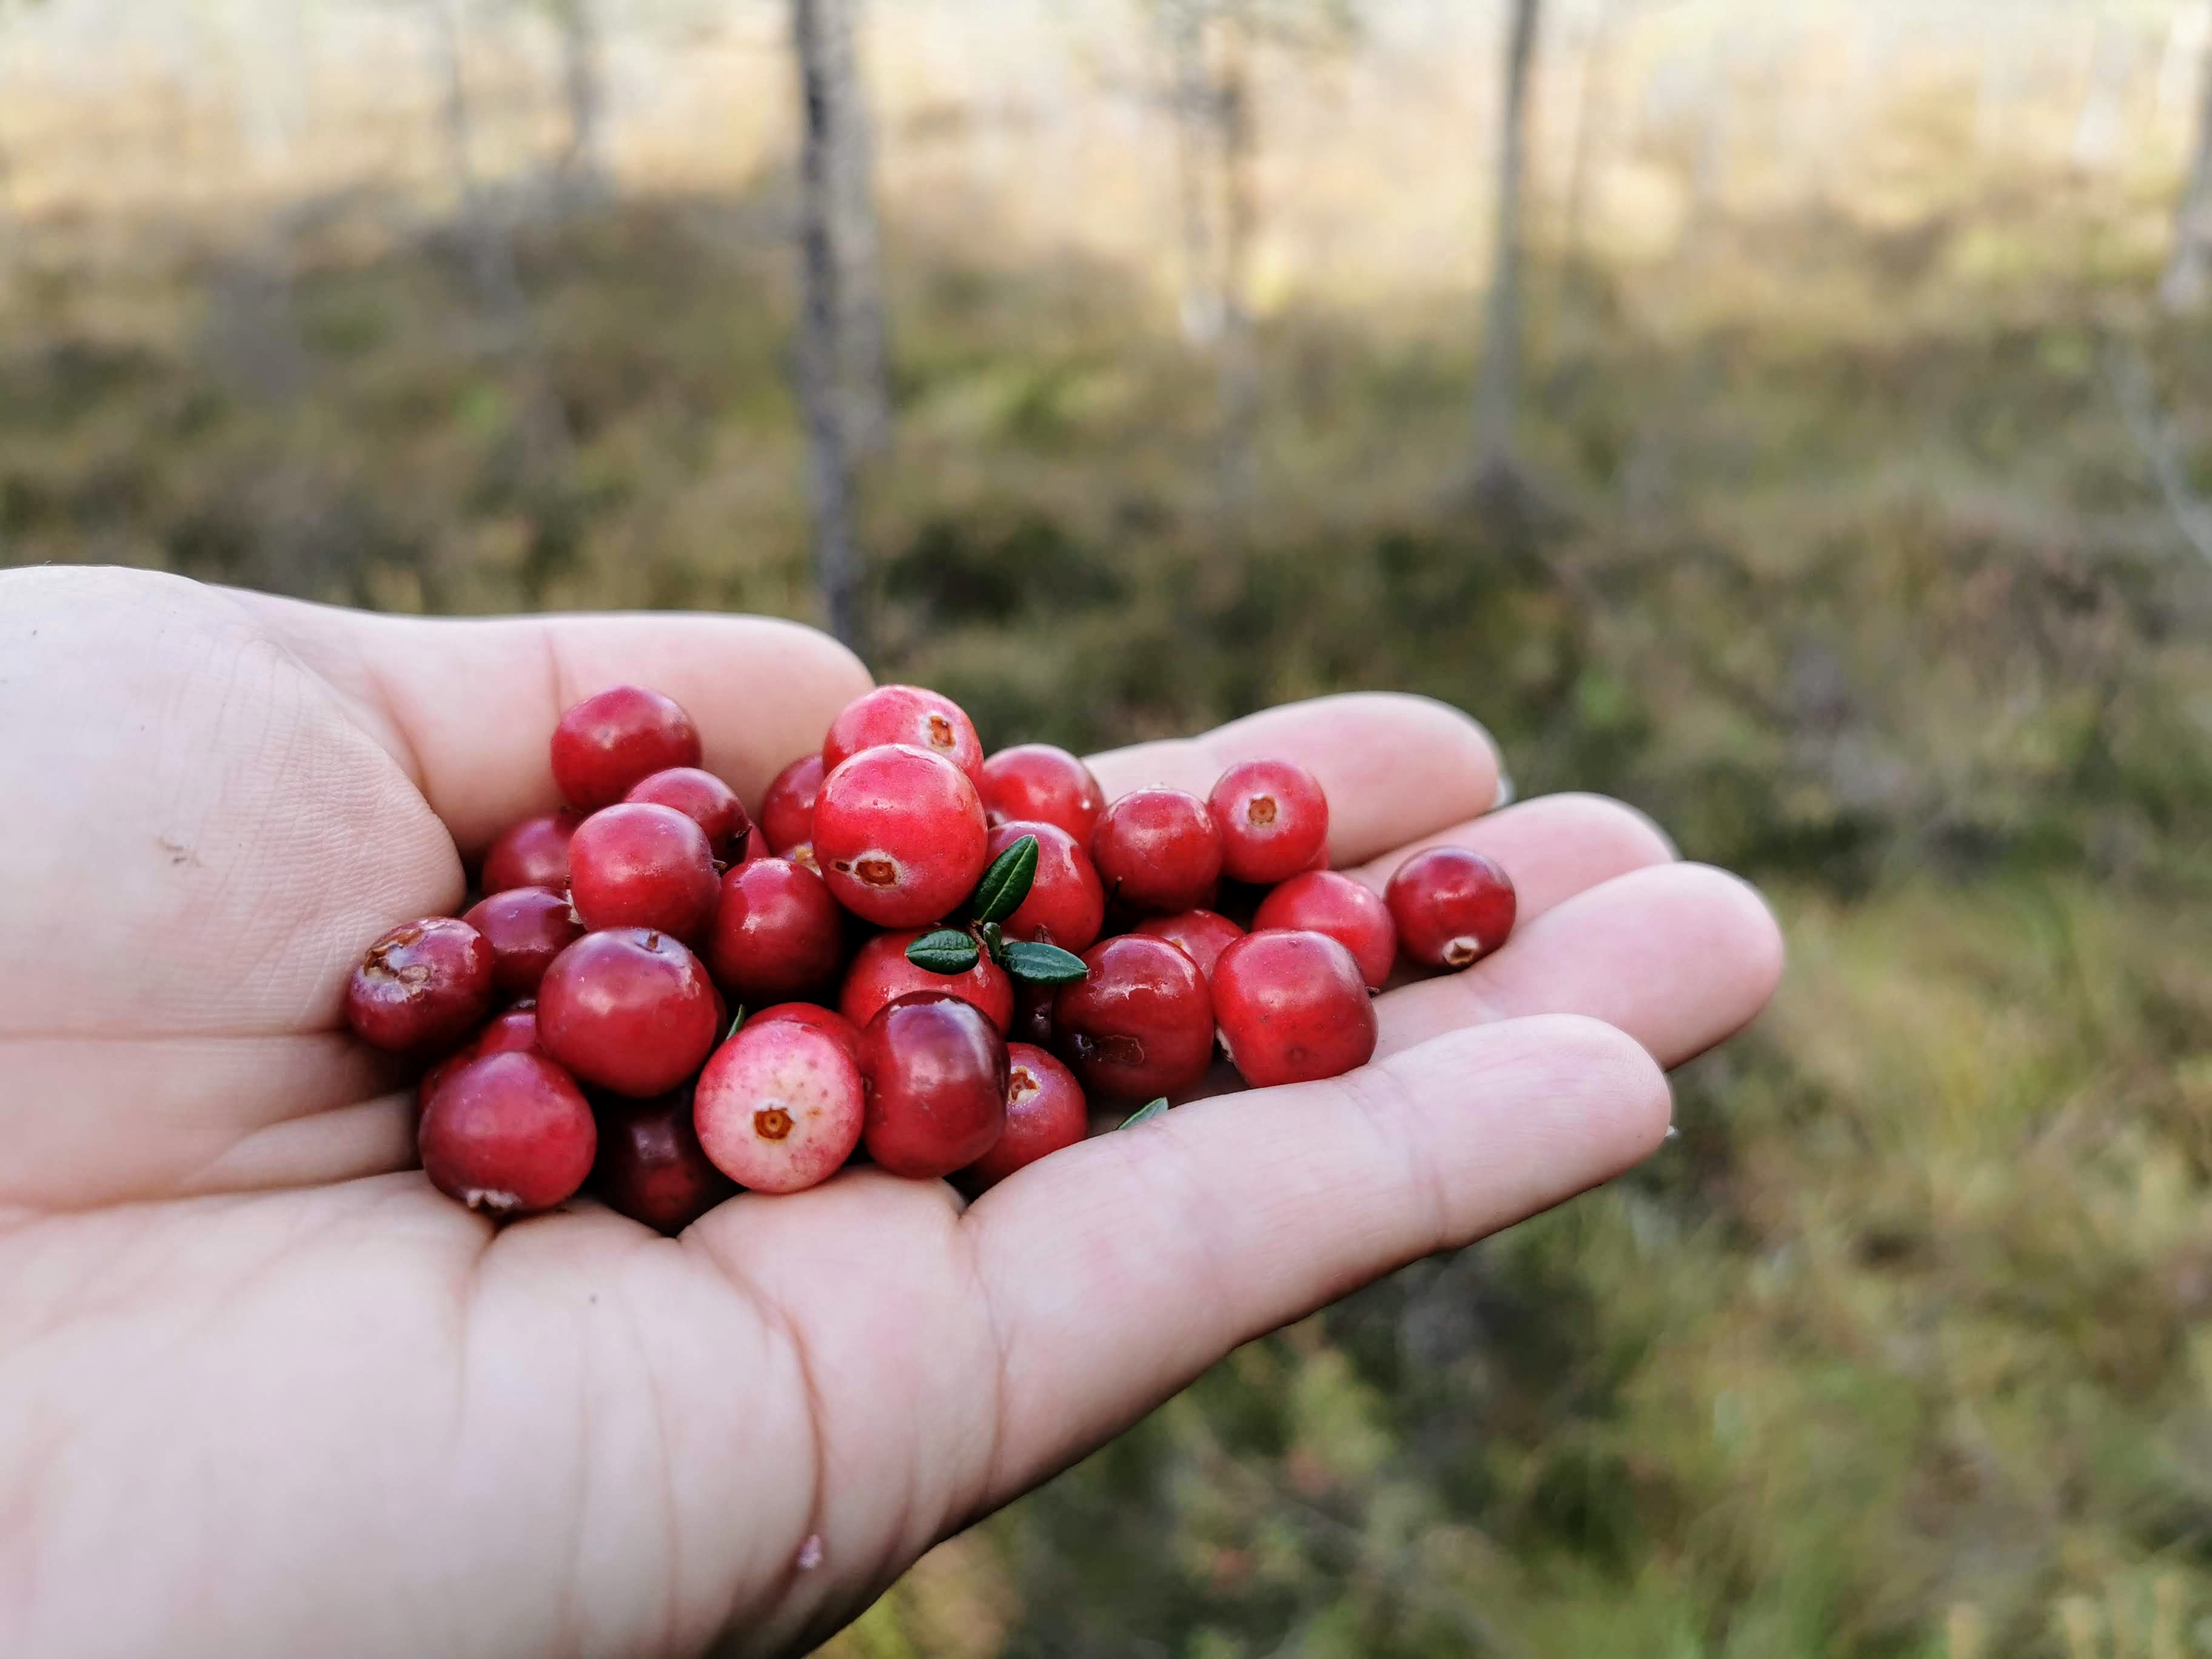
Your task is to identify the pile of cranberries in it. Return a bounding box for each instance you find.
[346,683,1518,1230]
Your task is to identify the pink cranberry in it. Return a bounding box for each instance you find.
[551,685,703,811]
[481,809,582,894]
[345,917,495,1055]
[813,745,990,928]
[823,685,985,785]
[1252,871,1396,990]
[463,887,585,996]
[418,1050,597,1218]
[537,927,720,1097]
[1051,934,1215,1099]
[706,857,846,1005]
[759,754,825,853]
[1208,759,1330,886]
[414,1002,542,1116]
[592,1082,737,1234]
[1090,787,1222,914]
[625,767,753,862]
[978,744,1105,842]
[859,994,1010,1179]
[1212,930,1377,1088]
[1131,908,1245,985]
[566,802,721,941]
[988,820,1105,951]
[748,1002,865,1070]
[960,1044,1088,1192]
[694,1019,866,1193]
[840,928,1014,1033]
[1386,847,1517,970]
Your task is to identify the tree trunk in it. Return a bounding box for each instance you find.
[552,0,608,197]
[1215,12,1258,511]
[1475,0,1541,491]
[1165,0,1222,346]
[2165,4,2212,313]
[1561,0,1611,264]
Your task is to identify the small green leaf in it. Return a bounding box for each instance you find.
[725,1007,746,1043]
[970,834,1040,925]
[979,920,1007,965]
[1004,940,1088,985]
[906,928,982,975]
[1119,1098,1171,1130]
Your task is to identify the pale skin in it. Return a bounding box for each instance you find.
[0,567,1785,1658]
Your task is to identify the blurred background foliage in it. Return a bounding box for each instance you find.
[9,1,2212,1653]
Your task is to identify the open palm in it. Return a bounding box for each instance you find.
[0,568,1782,1658]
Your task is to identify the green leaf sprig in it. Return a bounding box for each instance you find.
[901,834,1092,988]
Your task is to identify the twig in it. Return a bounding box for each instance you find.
[2107,341,2212,569]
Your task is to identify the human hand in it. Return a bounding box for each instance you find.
[0,568,1782,1657]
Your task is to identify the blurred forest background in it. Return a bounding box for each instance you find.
[8,0,2212,1653]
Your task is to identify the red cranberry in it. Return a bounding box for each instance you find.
[463,888,585,996]
[1252,871,1396,990]
[978,744,1105,842]
[566,802,720,941]
[748,1002,865,1070]
[1386,847,1518,970]
[960,1043,1088,1192]
[813,745,990,928]
[592,1081,736,1233]
[414,1002,542,1116]
[694,1019,866,1193]
[1212,930,1377,1088]
[551,685,703,811]
[840,928,1014,1033]
[537,927,720,1097]
[1090,787,1222,914]
[1208,759,1329,885]
[418,1050,597,1218]
[481,809,582,893]
[706,857,846,1005]
[823,685,985,785]
[988,820,1105,951]
[625,767,752,862]
[1131,908,1245,985]
[1051,934,1215,1099]
[345,917,495,1055]
[859,994,1010,1179]
[1011,980,1056,1045]
[759,754,825,853]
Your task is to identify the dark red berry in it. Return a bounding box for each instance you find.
[481,810,583,894]
[1252,871,1396,990]
[1090,787,1222,914]
[567,802,720,941]
[592,1081,736,1234]
[823,685,985,785]
[418,1050,596,1218]
[463,888,585,996]
[537,927,720,1098]
[988,820,1105,951]
[1131,909,1245,986]
[345,917,496,1056]
[859,994,1010,1179]
[840,928,1014,1034]
[1386,847,1517,970]
[706,857,846,1005]
[1208,759,1329,886]
[813,745,990,928]
[748,1002,865,1070]
[961,1043,1088,1192]
[695,1018,866,1193]
[1051,934,1215,1099]
[1011,980,1056,1045]
[625,766,752,862]
[759,754,825,854]
[1212,930,1377,1088]
[415,1002,542,1116]
[551,685,703,811]
[978,744,1105,843]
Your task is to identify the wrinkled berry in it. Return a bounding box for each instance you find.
[1252,871,1396,990]
[625,766,752,862]
[537,927,720,1097]
[419,1050,597,1218]
[988,820,1105,951]
[1052,934,1215,1099]
[551,685,703,811]
[840,928,1014,1034]
[1386,847,1517,970]
[1090,787,1222,914]
[978,745,1105,843]
[567,802,721,941]
[706,857,846,1005]
[1208,759,1329,886]
[695,1019,866,1193]
[1131,908,1245,985]
[463,888,585,996]
[345,917,496,1056]
[759,754,825,854]
[1212,930,1377,1088]
[823,685,985,785]
[960,1044,1088,1192]
[592,1081,737,1233]
[859,994,1010,1179]
[481,809,582,894]
[813,745,990,928]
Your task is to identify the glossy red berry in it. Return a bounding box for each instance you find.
[840,928,1014,1034]
[988,820,1105,951]
[481,809,583,894]
[961,1044,1088,1192]
[418,1050,597,1218]
[463,887,585,996]
[1209,759,1330,885]
[1090,787,1222,914]
[1212,930,1377,1088]
[551,685,703,811]
[415,1002,542,1115]
[592,1082,736,1234]
[1386,847,1517,970]
[1131,909,1245,986]
[978,744,1105,843]
[345,917,495,1055]
[859,994,1010,1179]
[823,685,985,785]
[694,1018,866,1193]
[625,766,752,862]
[1052,934,1215,1099]
[748,1002,865,1070]
[813,745,990,929]
[706,857,846,1005]
[566,802,720,941]
[1252,871,1396,991]
[537,927,720,1097]
[759,754,825,854]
